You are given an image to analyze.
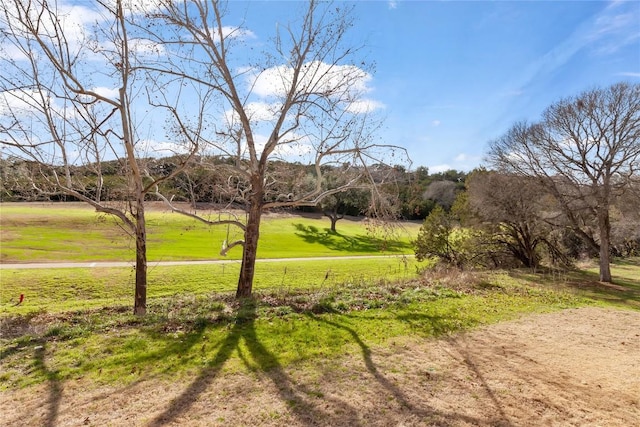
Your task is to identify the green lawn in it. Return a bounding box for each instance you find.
[0,269,591,389]
[1,202,638,394]
[0,257,417,314]
[508,258,640,310]
[0,203,419,262]
[2,258,638,390]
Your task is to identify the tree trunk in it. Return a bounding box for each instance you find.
[237,198,263,298]
[324,209,342,233]
[133,200,147,315]
[329,215,338,233]
[187,175,197,209]
[597,208,612,283]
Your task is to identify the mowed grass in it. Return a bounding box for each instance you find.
[1,269,592,390]
[1,201,419,315]
[1,259,638,391]
[0,257,417,314]
[0,202,420,263]
[1,202,638,396]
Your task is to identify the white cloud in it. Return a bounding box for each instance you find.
[617,72,640,78]
[428,153,483,174]
[119,0,165,15]
[16,2,101,43]
[129,38,167,57]
[1,1,172,64]
[237,132,314,161]
[345,99,385,114]
[92,87,120,100]
[172,24,255,47]
[277,140,315,158]
[0,0,110,66]
[454,153,482,169]
[1,43,29,61]
[249,61,383,115]
[210,26,256,42]
[0,89,75,119]
[592,6,638,38]
[35,2,104,44]
[223,101,282,125]
[429,164,453,174]
[388,1,398,10]
[0,90,40,116]
[431,120,441,127]
[252,61,372,98]
[505,1,639,95]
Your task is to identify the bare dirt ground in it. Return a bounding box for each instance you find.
[1,306,639,427]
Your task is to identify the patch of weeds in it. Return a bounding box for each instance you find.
[305,389,325,398]
[474,280,505,291]
[333,301,350,311]
[270,306,294,317]
[193,315,210,330]
[311,296,338,314]
[292,295,310,305]
[43,324,69,338]
[0,309,48,339]
[399,287,438,303]
[235,299,259,323]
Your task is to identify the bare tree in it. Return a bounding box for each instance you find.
[487,82,640,282]
[0,0,199,314]
[148,0,408,297]
[466,170,568,268]
[423,180,457,211]
[610,179,640,257]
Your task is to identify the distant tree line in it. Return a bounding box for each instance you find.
[0,154,466,221]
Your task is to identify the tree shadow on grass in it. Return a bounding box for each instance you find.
[32,343,62,427]
[444,338,515,427]
[306,313,426,414]
[303,311,501,426]
[509,261,640,309]
[292,223,411,253]
[0,336,67,427]
[148,299,360,426]
[4,296,518,426]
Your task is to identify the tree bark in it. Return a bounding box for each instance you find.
[237,196,263,298]
[329,216,338,233]
[133,199,147,315]
[597,207,612,283]
[323,208,343,233]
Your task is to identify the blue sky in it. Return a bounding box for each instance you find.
[2,1,638,173]
[232,0,640,172]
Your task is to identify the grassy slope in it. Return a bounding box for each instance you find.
[1,202,419,313]
[1,258,638,391]
[0,203,638,392]
[0,257,417,313]
[1,271,590,389]
[0,203,419,262]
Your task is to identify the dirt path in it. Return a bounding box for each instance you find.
[1,307,639,426]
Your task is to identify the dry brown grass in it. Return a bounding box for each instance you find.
[1,307,638,426]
